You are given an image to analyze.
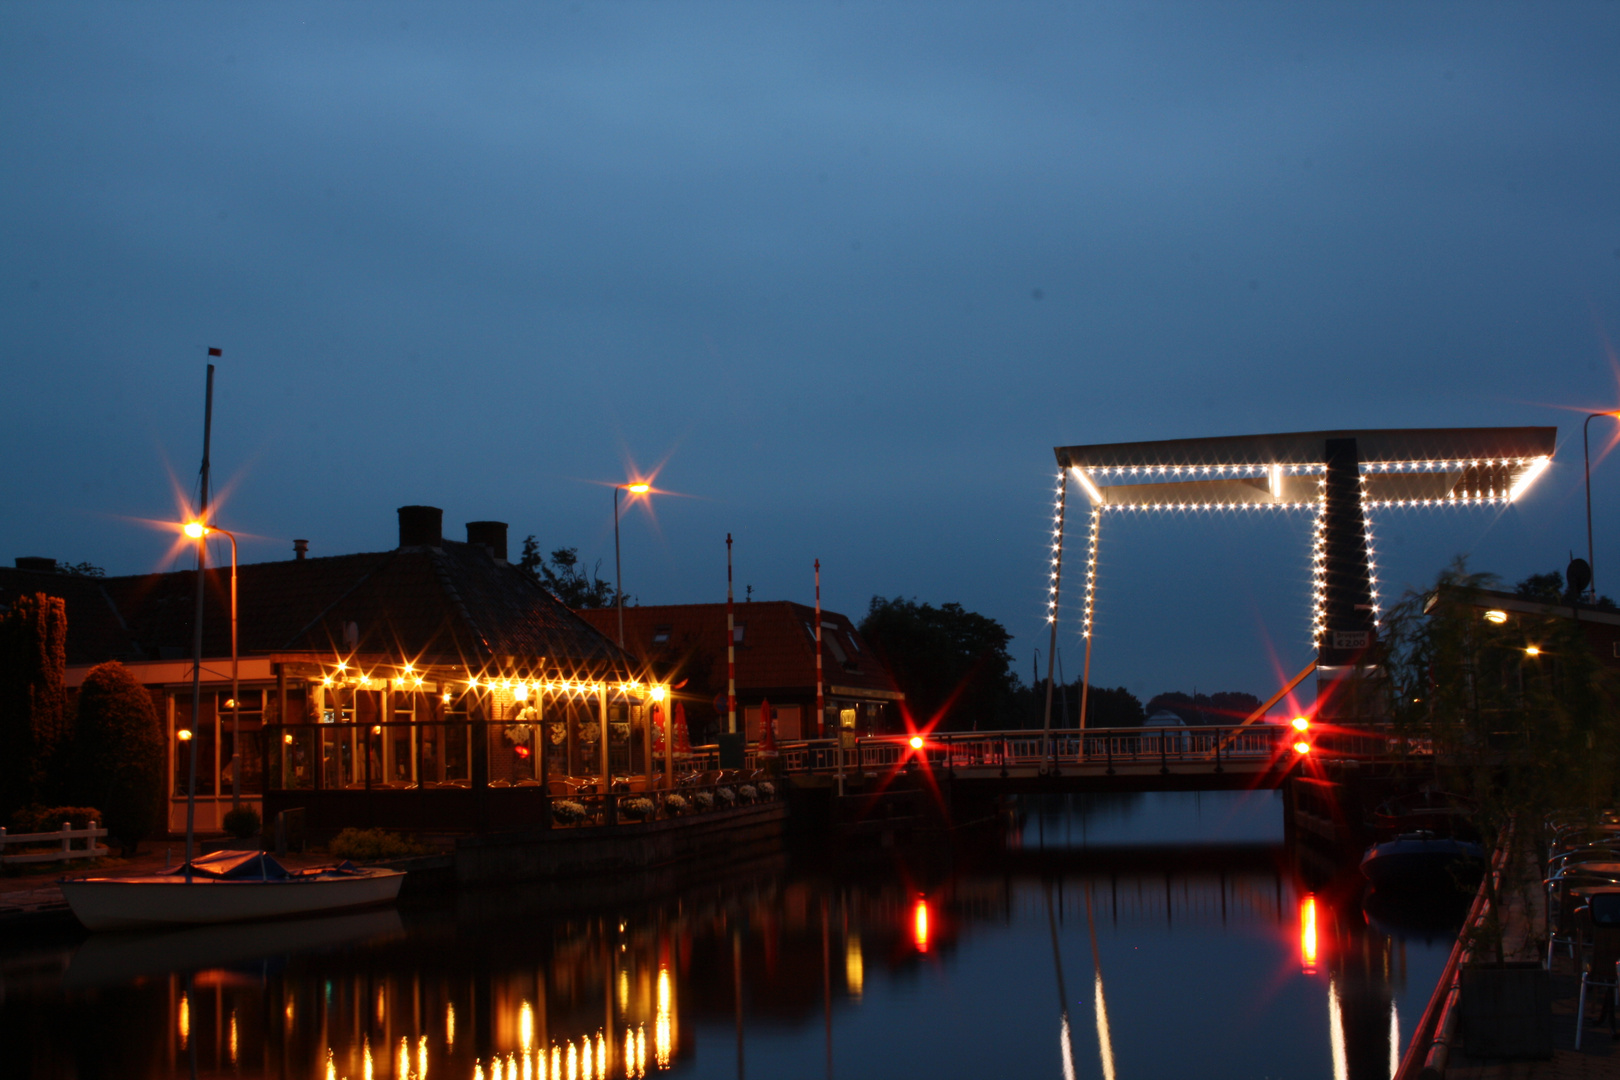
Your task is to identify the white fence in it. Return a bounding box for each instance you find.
[0,821,109,865]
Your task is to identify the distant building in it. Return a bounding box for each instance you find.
[577,602,904,744]
[2,507,642,836]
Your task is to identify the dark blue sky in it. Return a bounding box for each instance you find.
[3,4,1618,706]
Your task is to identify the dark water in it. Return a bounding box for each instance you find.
[2,791,1463,1080]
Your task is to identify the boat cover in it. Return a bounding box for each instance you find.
[170,850,291,880]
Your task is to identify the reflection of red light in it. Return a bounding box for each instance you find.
[1300,895,1318,972]
[913,898,930,952]
[515,745,530,758]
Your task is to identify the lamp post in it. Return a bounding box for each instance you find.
[614,482,651,647]
[186,521,240,808]
[1584,411,1620,597]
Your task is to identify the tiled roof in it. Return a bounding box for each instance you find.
[10,544,627,674]
[575,602,901,699]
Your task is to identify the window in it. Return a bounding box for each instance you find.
[652,625,672,644]
[823,633,848,664]
[733,622,746,645]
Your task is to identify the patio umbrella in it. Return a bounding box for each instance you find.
[759,696,778,756]
[673,702,692,758]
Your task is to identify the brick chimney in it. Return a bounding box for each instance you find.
[293,539,309,560]
[14,557,57,573]
[397,506,443,549]
[466,521,509,563]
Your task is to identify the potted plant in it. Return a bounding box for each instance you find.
[663,793,689,816]
[551,799,588,825]
[621,796,656,821]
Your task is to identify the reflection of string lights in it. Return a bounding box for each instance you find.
[230,1011,238,1064]
[1093,971,1117,1080]
[178,992,189,1047]
[655,967,672,1069]
[1328,977,1349,1080]
[447,1003,455,1048]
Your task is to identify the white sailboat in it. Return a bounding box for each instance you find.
[61,850,404,932]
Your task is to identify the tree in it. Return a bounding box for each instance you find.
[71,662,165,854]
[1514,568,1618,612]
[859,596,1018,731]
[1379,559,1618,955]
[518,536,621,609]
[0,592,68,818]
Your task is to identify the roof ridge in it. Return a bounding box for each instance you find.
[431,546,491,659]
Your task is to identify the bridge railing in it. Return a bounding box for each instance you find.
[683,723,1429,776]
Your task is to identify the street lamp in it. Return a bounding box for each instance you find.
[1584,411,1620,597]
[614,482,651,647]
[185,520,241,809]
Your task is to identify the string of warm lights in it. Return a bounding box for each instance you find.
[1310,501,1328,647]
[1360,477,1382,628]
[1045,471,1066,626]
[1081,507,1102,640]
[1099,501,1321,512]
[1358,456,1543,473]
[315,669,665,700]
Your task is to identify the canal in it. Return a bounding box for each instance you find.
[2,791,1463,1079]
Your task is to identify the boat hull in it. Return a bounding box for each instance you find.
[61,870,405,931]
[1360,837,1483,894]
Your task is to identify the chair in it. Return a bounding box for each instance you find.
[1577,893,1620,1048]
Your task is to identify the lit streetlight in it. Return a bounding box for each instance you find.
[185,520,241,809]
[1584,411,1620,596]
[614,482,651,647]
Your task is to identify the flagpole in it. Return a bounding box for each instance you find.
[185,360,216,873]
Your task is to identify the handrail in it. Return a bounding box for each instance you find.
[0,821,109,865]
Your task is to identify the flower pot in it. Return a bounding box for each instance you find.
[1460,961,1552,1059]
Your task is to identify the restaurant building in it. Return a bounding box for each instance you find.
[576,602,904,746]
[5,507,664,836]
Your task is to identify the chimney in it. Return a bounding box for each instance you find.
[466,521,509,563]
[293,539,309,560]
[14,557,57,573]
[397,506,444,549]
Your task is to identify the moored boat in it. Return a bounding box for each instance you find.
[1360,831,1484,894]
[60,850,404,932]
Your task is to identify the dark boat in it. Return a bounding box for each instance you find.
[1360,831,1484,894]
[1369,789,1479,840]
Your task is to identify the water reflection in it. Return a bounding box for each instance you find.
[2,794,1464,1080]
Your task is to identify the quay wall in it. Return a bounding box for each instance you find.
[453,801,788,887]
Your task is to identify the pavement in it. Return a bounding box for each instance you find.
[1441,861,1620,1078]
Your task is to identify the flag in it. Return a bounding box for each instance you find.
[207,347,222,357]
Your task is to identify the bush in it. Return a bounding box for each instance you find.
[70,662,163,855]
[8,804,102,834]
[715,786,737,806]
[663,793,689,815]
[758,781,776,799]
[738,784,758,802]
[693,791,715,809]
[621,796,655,820]
[222,807,261,839]
[327,828,426,861]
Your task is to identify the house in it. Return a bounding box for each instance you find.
[575,602,904,746]
[2,507,652,836]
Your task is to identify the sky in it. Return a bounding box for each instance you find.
[3,4,1619,708]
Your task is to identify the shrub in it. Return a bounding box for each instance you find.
[693,791,715,809]
[758,781,776,799]
[663,793,689,815]
[222,807,261,839]
[328,828,426,861]
[621,796,655,820]
[551,800,587,824]
[8,804,102,834]
[70,662,163,855]
[737,784,758,802]
[715,786,737,806]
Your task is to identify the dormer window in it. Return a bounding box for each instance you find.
[651,625,672,645]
